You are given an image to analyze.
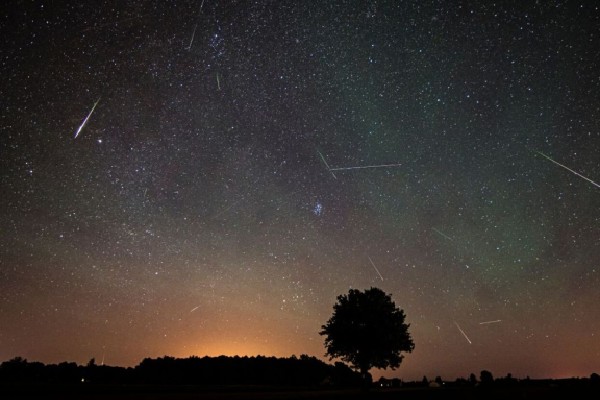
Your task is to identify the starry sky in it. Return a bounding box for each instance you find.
[1,0,599,382]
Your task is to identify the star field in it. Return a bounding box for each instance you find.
[1,1,599,381]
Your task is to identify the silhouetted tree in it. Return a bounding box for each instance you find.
[469,372,477,385]
[480,370,494,384]
[0,355,363,387]
[320,287,414,383]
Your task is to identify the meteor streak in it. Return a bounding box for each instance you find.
[317,150,337,179]
[536,150,600,189]
[454,321,472,344]
[187,24,197,50]
[432,227,454,241]
[479,320,502,325]
[368,256,384,281]
[74,97,101,139]
[329,163,402,171]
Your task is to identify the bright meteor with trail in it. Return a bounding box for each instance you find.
[74,97,101,139]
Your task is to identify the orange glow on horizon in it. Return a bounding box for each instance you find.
[173,335,294,361]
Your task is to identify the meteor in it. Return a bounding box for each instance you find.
[536,150,599,189]
[187,24,198,50]
[432,227,454,241]
[454,321,472,344]
[317,150,337,179]
[479,320,502,325]
[368,256,384,281]
[74,97,101,139]
[329,163,401,171]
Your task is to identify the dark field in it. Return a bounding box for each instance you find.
[1,383,598,400]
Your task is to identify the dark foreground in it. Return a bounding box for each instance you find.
[1,384,598,400]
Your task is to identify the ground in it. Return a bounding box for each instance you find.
[1,384,597,399]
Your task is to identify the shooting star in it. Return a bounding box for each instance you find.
[536,150,600,189]
[454,321,472,344]
[368,256,384,281]
[432,227,454,241]
[317,150,337,179]
[329,163,402,171]
[216,72,221,90]
[74,97,101,139]
[479,320,502,325]
[187,24,198,50]
[190,305,200,313]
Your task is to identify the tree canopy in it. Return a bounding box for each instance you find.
[320,287,414,376]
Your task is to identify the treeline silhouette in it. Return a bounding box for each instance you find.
[0,355,363,387]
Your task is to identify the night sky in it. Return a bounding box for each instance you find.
[1,0,599,382]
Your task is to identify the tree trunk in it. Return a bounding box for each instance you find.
[360,368,372,390]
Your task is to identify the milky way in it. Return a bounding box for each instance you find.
[1,1,599,381]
